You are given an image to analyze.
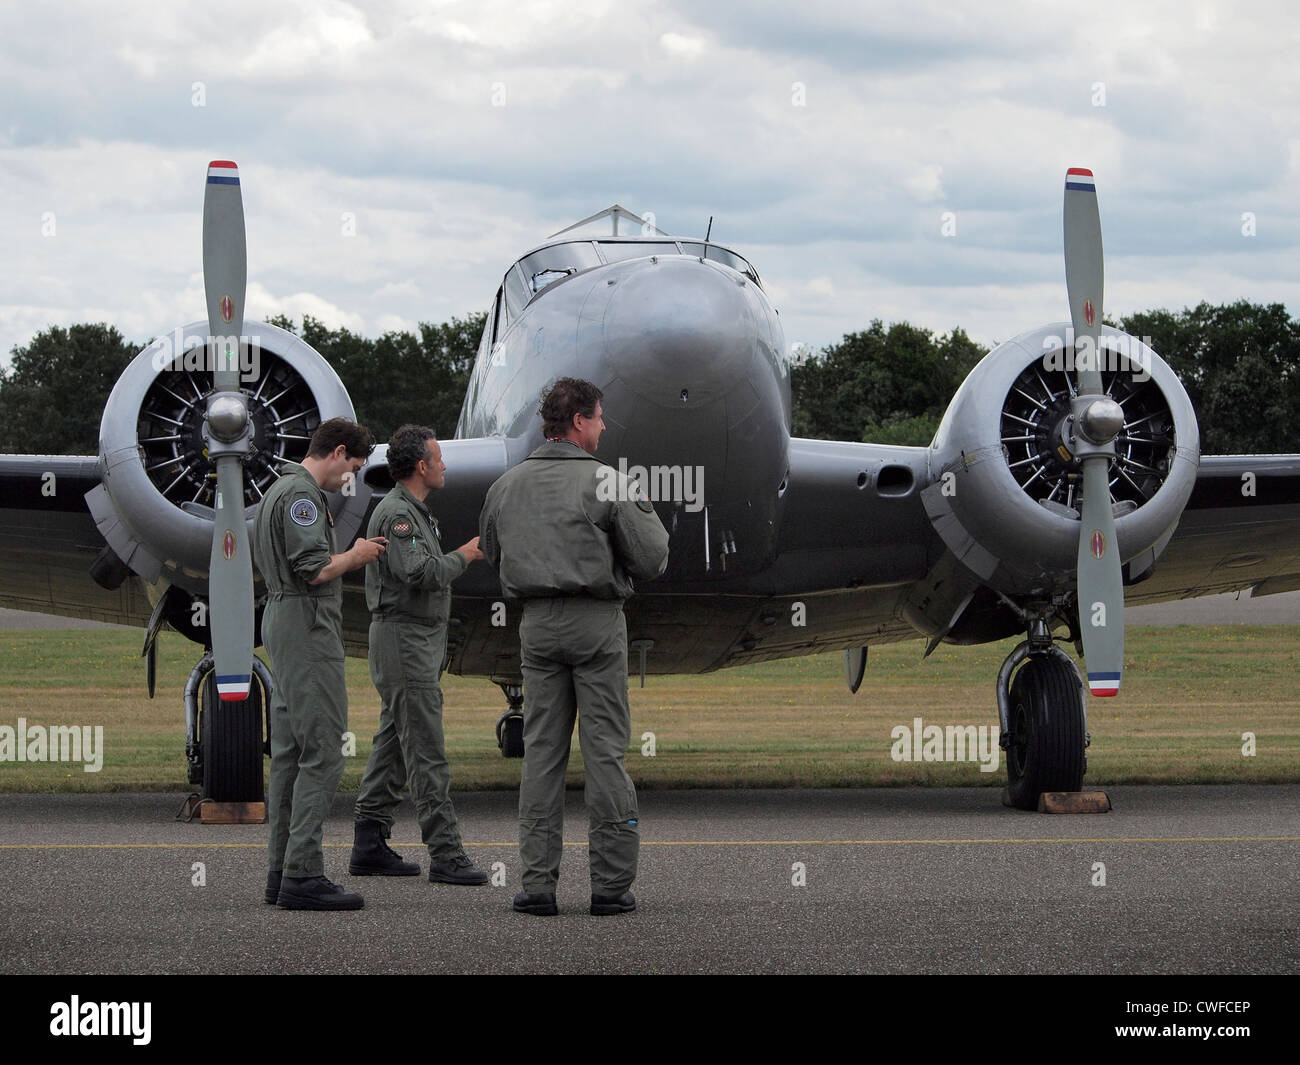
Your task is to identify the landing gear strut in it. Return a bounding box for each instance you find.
[495,682,525,758]
[998,619,1089,810]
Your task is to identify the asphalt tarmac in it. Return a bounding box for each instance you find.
[0,786,1295,975]
[1,600,1296,975]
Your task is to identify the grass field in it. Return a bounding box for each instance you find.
[0,626,1296,792]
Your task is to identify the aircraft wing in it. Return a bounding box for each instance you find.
[772,440,1300,626]
[1123,454,1300,604]
[0,453,154,626]
[0,438,514,642]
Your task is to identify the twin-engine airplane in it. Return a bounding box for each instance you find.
[2,163,1298,810]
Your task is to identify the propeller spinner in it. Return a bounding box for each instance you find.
[201,161,254,702]
[1063,167,1123,697]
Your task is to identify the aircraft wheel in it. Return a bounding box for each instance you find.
[1004,654,1085,810]
[201,667,266,802]
[496,711,525,758]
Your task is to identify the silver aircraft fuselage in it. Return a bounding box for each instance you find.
[456,235,791,585]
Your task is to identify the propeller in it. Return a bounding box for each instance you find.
[141,588,173,700]
[1063,167,1123,697]
[201,160,254,702]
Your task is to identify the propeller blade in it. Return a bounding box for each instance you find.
[141,588,169,659]
[1064,166,1122,697]
[1063,167,1104,394]
[1077,459,1124,696]
[146,640,157,700]
[202,159,253,702]
[843,647,867,694]
[209,458,254,701]
[202,160,246,392]
[142,586,183,699]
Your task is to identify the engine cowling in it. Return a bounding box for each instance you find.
[86,320,365,598]
[924,322,1200,598]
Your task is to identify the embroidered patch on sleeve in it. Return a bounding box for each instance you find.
[290,498,319,526]
[391,520,413,539]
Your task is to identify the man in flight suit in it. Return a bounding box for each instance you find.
[479,378,669,916]
[253,417,385,911]
[349,424,488,885]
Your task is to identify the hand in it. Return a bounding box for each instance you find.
[457,536,484,563]
[352,536,387,564]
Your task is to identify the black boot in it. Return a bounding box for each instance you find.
[428,854,489,885]
[513,891,558,916]
[590,891,636,916]
[348,817,420,876]
[277,875,364,911]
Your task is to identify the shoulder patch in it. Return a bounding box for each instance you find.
[636,496,655,514]
[391,520,413,539]
[289,498,319,526]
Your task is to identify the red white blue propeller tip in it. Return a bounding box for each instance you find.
[207,161,239,185]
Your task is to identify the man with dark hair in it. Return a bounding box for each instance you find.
[254,416,385,911]
[480,378,669,916]
[538,377,604,439]
[305,416,376,461]
[349,425,487,884]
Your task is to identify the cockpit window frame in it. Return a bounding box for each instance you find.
[492,236,764,337]
[593,239,682,265]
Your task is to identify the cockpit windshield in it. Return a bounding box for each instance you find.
[510,238,760,301]
[497,231,764,334]
[517,242,603,296]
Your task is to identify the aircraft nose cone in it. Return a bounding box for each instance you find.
[602,257,760,408]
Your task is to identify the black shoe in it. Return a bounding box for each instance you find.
[276,875,364,911]
[264,870,282,905]
[591,891,636,916]
[429,855,489,886]
[513,891,558,916]
[349,817,420,876]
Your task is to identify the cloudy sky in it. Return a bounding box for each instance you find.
[3,0,1296,367]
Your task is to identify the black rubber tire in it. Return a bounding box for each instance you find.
[201,669,266,802]
[1004,654,1086,810]
[498,712,525,759]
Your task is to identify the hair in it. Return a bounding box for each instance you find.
[387,424,437,481]
[539,377,603,438]
[307,417,375,460]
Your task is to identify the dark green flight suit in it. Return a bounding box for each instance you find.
[354,483,470,860]
[252,460,346,880]
[479,441,669,896]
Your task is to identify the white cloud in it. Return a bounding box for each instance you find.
[660,32,705,59]
[240,2,375,78]
[249,284,366,334]
[434,21,480,44]
[0,0,1296,369]
[375,312,416,334]
[904,164,944,203]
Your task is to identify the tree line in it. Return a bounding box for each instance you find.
[1,301,1297,456]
